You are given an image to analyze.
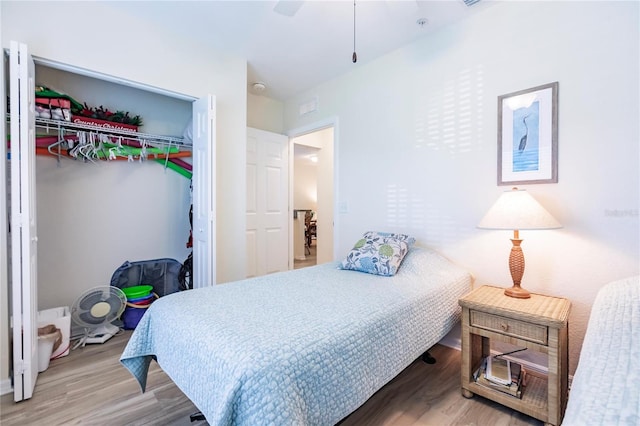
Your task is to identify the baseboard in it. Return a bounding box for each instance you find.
[1,377,12,396]
[438,332,462,351]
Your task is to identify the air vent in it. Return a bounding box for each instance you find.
[462,0,481,6]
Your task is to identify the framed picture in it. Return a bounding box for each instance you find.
[497,82,558,185]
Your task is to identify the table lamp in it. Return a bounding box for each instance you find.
[478,187,561,298]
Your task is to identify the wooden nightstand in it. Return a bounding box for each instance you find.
[458,285,571,426]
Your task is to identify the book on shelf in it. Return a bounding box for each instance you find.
[473,357,526,399]
[486,356,512,385]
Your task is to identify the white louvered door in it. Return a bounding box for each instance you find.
[192,95,216,288]
[10,40,39,402]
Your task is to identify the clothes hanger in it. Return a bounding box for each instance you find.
[139,139,148,163]
[68,131,84,159]
[46,126,65,162]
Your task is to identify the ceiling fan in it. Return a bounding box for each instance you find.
[273,0,359,62]
[273,0,304,17]
[273,0,481,17]
[272,0,482,65]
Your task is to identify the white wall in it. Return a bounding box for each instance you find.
[247,93,284,134]
[293,159,318,211]
[283,1,639,374]
[1,1,247,389]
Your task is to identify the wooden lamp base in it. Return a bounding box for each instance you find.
[504,283,531,299]
[505,233,531,299]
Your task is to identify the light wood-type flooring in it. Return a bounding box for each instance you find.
[294,240,317,269]
[1,331,542,426]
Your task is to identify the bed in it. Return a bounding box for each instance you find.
[120,244,472,425]
[562,275,639,426]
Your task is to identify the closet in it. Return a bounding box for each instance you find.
[3,41,216,402]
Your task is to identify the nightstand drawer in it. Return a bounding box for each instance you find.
[470,310,548,345]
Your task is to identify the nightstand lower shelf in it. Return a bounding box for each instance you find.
[464,371,548,421]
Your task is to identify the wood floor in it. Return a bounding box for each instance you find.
[294,240,317,269]
[1,331,542,426]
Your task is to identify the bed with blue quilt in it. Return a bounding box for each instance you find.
[562,275,639,426]
[120,244,472,425]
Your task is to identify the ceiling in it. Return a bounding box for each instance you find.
[105,1,491,101]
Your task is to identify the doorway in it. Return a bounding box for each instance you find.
[292,144,319,269]
[290,125,335,269]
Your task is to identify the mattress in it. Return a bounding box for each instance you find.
[562,275,639,425]
[120,246,472,425]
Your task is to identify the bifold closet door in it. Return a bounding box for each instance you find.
[192,95,216,288]
[10,40,39,402]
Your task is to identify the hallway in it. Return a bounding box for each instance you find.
[293,241,316,269]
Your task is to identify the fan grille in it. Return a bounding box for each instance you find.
[72,286,126,328]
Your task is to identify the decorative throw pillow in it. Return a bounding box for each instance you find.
[362,231,416,247]
[339,232,413,276]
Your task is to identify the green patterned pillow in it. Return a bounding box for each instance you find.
[339,232,412,276]
[362,231,416,247]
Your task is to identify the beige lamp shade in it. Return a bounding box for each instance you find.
[478,188,561,231]
[478,187,561,298]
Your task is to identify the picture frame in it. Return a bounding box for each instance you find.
[497,82,558,185]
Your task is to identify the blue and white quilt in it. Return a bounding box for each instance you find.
[120,246,472,425]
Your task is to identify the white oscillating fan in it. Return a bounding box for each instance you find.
[71,286,126,349]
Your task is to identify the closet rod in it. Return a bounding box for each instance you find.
[34,117,188,147]
[3,113,189,147]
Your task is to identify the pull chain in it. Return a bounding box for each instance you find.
[352,0,357,63]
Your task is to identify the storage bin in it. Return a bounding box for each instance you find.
[37,325,61,372]
[37,306,71,359]
[122,294,157,330]
[35,98,71,121]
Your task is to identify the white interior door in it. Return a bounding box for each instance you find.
[246,127,289,278]
[10,41,38,402]
[192,95,216,288]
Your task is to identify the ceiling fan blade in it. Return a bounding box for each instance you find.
[273,0,304,17]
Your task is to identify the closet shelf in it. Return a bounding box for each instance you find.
[6,113,189,148]
[34,116,189,148]
[6,113,193,178]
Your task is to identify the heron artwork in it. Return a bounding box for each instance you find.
[518,114,530,152]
